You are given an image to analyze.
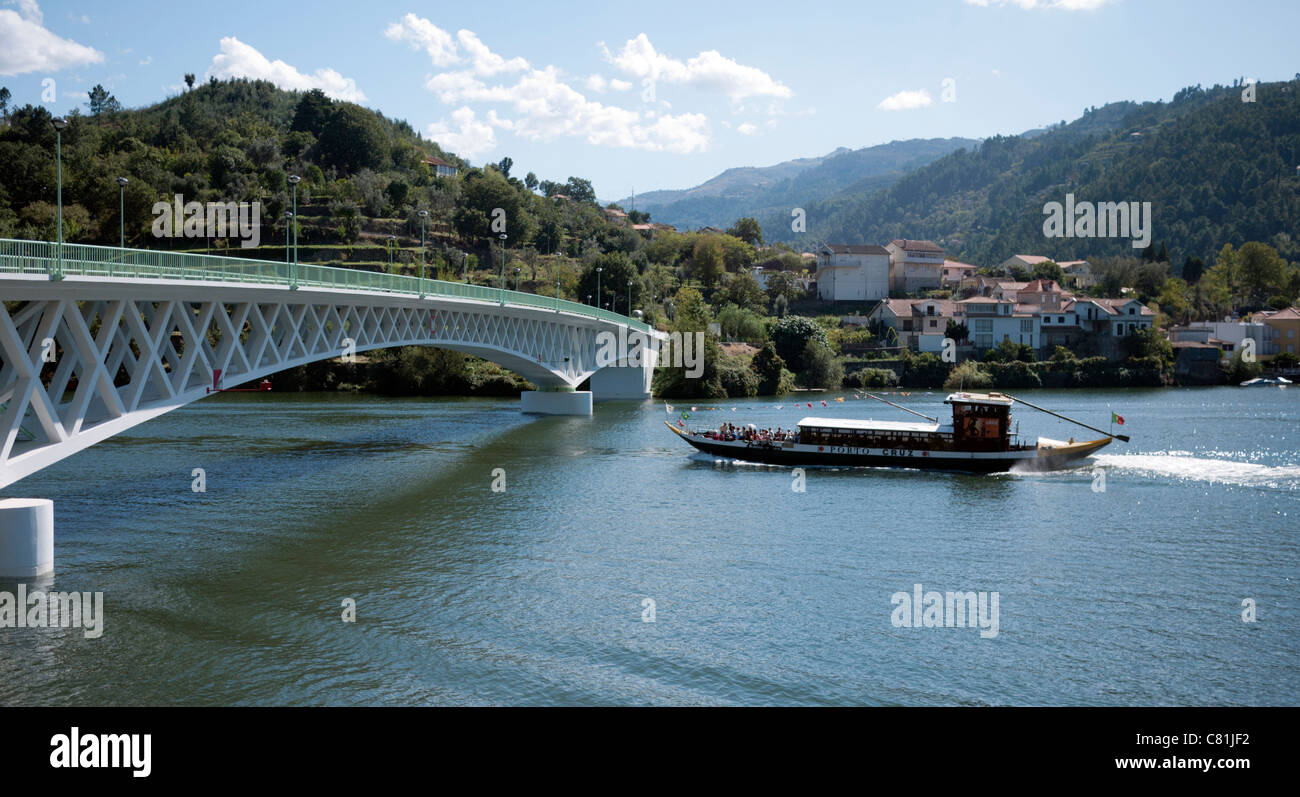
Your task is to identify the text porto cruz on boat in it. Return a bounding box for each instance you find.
[667,391,1124,473]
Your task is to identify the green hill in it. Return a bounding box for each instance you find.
[620,138,978,231]
[777,79,1300,271]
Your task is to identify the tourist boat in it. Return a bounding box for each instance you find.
[665,391,1120,473]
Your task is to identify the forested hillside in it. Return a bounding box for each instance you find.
[779,78,1300,271]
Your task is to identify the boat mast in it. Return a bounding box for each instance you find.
[1000,393,1130,442]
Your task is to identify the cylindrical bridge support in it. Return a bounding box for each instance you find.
[0,498,54,579]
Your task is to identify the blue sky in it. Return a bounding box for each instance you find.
[3,0,1298,201]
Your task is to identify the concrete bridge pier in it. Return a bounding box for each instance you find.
[0,498,54,579]
[589,357,657,402]
[520,387,594,415]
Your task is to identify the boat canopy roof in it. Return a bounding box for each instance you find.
[797,416,944,433]
[944,391,1013,407]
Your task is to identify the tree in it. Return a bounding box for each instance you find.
[750,342,789,395]
[524,172,538,191]
[770,316,827,372]
[690,236,725,288]
[1236,241,1287,305]
[764,270,804,304]
[801,340,843,389]
[317,103,388,174]
[721,270,767,311]
[1031,260,1065,283]
[726,217,763,246]
[563,176,597,205]
[578,252,638,311]
[453,167,536,245]
[495,157,513,179]
[945,319,969,341]
[292,88,333,136]
[86,84,120,115]
[1182,255,1205,283]
[0,87,10,121]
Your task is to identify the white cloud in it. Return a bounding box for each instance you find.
[139,55,152,66]
[385,16,526,77]
[736,122,758,135]
[456,29,527,76]
[963,0,1113,9]
[0,0,102,76]
[603,33,792,101]
[877,89,933,111]
[396,17,713,156]
[385,13,458,67]
[426,106,497,158]
[204,37,365,101]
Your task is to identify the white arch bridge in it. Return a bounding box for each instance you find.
[0,239,665,491]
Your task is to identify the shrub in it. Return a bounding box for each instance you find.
[943,360,992,389]
[801,340,843,389]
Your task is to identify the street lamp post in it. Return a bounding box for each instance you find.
[287,175,301,289]
[513,267,521,292]
[627,279,633,317]
[498,233,508,305]
[418,210,429,298]
[387,234,396,276]
[51,117,68,281]
[115,176,129,275]
[555,280,561,312]
[596,267,603,313]
[284,212,294,265]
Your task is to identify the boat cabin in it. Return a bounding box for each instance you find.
[945,392,1013,451]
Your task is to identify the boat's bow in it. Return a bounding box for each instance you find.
[1031,435,1113,468]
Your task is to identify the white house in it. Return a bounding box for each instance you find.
[1074,298,1154,338]
[886,239,946,293]
[425,156,459,178]
[867,298,959,351]
[1057,260,1095,288]
[957,297,1040,352]
[816,244,890,302]
[942,259,978,287]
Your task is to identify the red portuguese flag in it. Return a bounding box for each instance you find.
[1111,412,1125,426]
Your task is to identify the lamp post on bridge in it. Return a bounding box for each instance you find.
[498,233,508,305]
[115,176,128,276]
[50,117,68,281]
[387,234,396,276]
[284,211,294,268]
[418,210,429,299]
[287,174,301,290]
[596,267,603,313]
[513,267,521,292]
[627,279,633,318]
[555,280,560,312]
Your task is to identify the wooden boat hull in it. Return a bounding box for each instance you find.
[665,422,1110,473]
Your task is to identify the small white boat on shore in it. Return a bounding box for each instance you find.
[1240,376,1292,386]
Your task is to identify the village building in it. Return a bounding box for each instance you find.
[815,244,890,302]
[886,239,946,292]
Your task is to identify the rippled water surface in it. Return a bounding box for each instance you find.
[0,386,1296,705]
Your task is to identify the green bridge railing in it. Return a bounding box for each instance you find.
[0,238,651,333]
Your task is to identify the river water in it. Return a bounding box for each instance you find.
[1,386,1296,705]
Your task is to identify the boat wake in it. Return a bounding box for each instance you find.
[1090,452,1300,490]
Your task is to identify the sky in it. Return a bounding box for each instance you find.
[2,0,1298,201]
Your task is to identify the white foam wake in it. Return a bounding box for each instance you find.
[1092,452,1300,490]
